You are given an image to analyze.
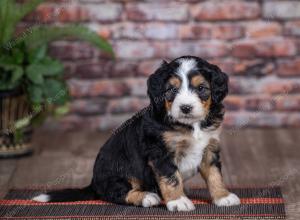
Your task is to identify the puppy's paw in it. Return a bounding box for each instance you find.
[32,194,50,202]
[214,193,240,206]
[166,196,195,211]
[142,192,161,207]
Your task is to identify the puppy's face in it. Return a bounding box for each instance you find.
[164,59,211,124]
[147,56,228,125]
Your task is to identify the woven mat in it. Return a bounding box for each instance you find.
[0,187,285,219]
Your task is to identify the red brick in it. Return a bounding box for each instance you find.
[73,61,114,78]
[68,79,130,98]
[229,77,257,94]
[256,38,297,57]
[211,24,244,40]
[115,41,156,60]
[107,98,149,114]
[126,3,188,21]
[113,23,144,39]
[235,60,274,76]
[224,96,244,111]
[25,4,55,23]
[179,24,243,40]
[275,95,300,111]
[73,60,138,79]
[245,22,282,38]
[70,98,107,115]
[49,42,95,60]
[62,62,75,79]
[144,23,178,40]
[137,60,162,76]
[166,41,228,59]
[57,6,89,22]
[124,78,148,97]
[262,80,300,94]
[232,38,297,58]
[113,23,178,40]
[285,21,300,36]
[277,58,300,77]
[209,59,235,74]
[191,1,260,21]
[231,40,257,58]
[244,96,275,111]
[224,112,296,128]
[112,61,138,77]
[178,24,212,39]
[87,3,122,22]
[211,59,275,76]
[286,114,300,127]
[263,1,300,19]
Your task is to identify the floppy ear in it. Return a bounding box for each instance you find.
[210,68,229,104]
[147,60,170,112]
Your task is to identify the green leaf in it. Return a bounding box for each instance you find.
[30,111,47,127]
[25,58,63,78]
[12,48,24,64]
[54,104,70,117]
[25,65,44,84]
[15,116,31,130]
[43,79,68,105]
[24,25,114,55]
[41,58,64,76]
[11,67,24,83]
[16,0,44,21]
[0,55,15,66]
[0,0,44,46]
[0,0,16,44]
[27,84,43,104]
[28,45,47,63]
[14,129,24,144]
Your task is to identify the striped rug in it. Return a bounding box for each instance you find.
[0,187,285,219]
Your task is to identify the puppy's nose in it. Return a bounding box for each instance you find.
[180,104,193,114]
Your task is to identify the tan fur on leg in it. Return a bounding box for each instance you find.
[200,139,229,201]
[158,171,185,202]
[125,178,146,205]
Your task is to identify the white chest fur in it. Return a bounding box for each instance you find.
[177,123,220,180]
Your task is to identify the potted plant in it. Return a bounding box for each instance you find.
[0,0,113,158]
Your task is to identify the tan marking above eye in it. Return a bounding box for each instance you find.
[168,76,181,88]
[191,75,206,87]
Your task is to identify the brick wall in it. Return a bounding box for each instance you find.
[25,0,300,131]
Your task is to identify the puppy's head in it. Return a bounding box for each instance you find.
[147,56,228,125]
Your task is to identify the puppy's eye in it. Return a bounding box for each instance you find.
[165,86,177,100]
[198,85,205,92]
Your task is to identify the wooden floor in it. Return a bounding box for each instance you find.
[0,128,299,219]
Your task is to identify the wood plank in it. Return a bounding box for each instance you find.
[0,128,299,219]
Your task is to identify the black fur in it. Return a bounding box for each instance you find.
[38,56,229,204]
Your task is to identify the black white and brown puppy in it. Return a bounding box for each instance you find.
[32,56,240,211]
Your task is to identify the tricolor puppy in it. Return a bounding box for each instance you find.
[33,56,240,211]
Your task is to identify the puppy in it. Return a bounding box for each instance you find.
[33,56,240,211]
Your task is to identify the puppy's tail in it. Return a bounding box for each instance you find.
[32,185,96,202]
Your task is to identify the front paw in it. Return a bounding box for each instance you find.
[142,192,161,207]
[214,193,240,206]
[166,196,195,211]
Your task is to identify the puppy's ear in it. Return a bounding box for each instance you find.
[147,60,170,112]
[210,68,228,104]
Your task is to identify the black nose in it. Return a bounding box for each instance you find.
[180,105,193,114]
